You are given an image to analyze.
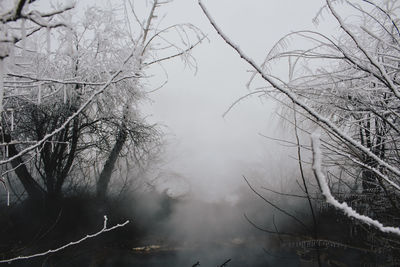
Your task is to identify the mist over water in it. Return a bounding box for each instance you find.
[138,18,312,263]
[109,156,310,267]
[126,115,310,266]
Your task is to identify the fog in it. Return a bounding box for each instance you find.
[2,0,398,266]
[143,0,323,201]
[0,1,334,266]
[135,1,324,265]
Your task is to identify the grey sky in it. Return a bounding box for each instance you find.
[143,0,326,201]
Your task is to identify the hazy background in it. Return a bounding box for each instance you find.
[143,0,325,201]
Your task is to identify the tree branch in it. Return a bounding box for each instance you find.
[0,216,129,263]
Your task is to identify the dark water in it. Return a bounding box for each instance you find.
[1,192,382,266]
[4,237,306,267]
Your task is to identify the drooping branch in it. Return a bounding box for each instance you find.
[311,130,400,236]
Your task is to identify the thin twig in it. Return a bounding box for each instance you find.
[0,216,130,263]
[242,176,309,231]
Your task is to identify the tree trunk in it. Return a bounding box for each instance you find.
[96,127,127,199]
[55,118,79,196]
[4,134,45,202]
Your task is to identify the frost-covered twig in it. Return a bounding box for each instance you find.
[0,215,129,264]
[311,131,400,236]
[144,36,206,67]
[326,0,400,100]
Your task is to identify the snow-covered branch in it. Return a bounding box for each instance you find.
[311,131,400,236]
[0,216,129,264]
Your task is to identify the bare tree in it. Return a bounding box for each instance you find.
[199,0,400,264]
[0,0,204,206]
